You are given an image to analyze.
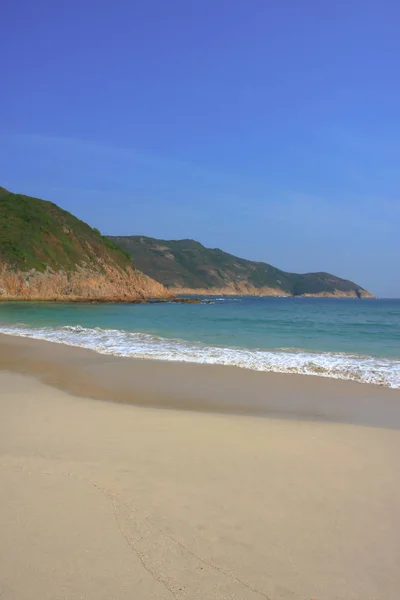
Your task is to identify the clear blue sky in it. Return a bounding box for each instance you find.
[1,1,399,296]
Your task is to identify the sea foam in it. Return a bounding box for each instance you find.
[1,323,399,389]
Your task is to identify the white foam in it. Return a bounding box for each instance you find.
[1,324,399,389]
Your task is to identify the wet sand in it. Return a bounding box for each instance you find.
[1,333,400,427]
[1,334,400,599]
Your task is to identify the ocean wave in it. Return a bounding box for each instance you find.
[0,324,399,389]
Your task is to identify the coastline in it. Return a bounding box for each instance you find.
[0,291,377,301]
[169,287,375,298]
[0,296,200,304]
[1,333,399,427]
[1,339,400,598]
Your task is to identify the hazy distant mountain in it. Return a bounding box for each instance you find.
[108,235,374,298]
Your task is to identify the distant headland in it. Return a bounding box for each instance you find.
[0,187,374,301]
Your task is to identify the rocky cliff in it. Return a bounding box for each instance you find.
[0,188,171,301]
[108,236,375,299]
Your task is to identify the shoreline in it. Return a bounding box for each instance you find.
[0,296,200,304]
[0,293,377,301]
[1,332,399,428]
[169,288,376,298]
[0,320,398,389]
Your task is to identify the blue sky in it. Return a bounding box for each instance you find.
[1,0,399,297]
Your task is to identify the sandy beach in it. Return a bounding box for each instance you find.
[1,335,400,599]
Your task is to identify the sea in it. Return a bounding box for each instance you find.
[0,297,399,389]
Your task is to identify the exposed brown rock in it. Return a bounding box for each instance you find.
[169,286,375,298]
[300,289,375,299]
[0,263,173,302]
[169,285,289,297]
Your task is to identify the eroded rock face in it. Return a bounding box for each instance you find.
[169,285,289,297]
[0,263,172,301]
[167,286,375,298]
[0,188,174,302]
[299,289,375,299]
[109,236,375,299]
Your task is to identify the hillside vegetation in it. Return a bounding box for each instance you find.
[109,235,374,298]
[0,189,169,301]
[0,187,131,272]
[0,186,373,300]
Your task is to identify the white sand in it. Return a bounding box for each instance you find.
[1,368,400,600]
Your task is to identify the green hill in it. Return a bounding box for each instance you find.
[0,188,132,272]
[108,235,374,298]
[0,189,169,301]
[0,187,374,300]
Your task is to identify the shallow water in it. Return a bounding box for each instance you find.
[0,297,399,388]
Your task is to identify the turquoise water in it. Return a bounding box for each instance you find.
[0,298,399,388]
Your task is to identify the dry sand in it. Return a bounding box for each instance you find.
[1,335,400,599]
